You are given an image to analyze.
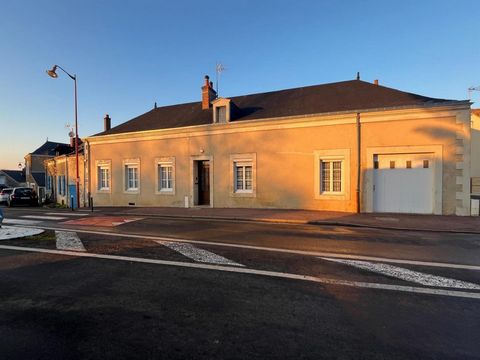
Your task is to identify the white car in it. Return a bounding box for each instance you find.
[0,188,13,204]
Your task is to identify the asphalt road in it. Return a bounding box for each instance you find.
[1,206,480,359]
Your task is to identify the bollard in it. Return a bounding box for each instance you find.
[90,196,94,212]
[0,207,3,228]
[71,196,74,211]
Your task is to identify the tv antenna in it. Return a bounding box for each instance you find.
[215,63,226,96]
[468,86,480,101]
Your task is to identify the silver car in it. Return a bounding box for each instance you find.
[0,188,13,204]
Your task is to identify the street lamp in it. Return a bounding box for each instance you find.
[46,64,80,209]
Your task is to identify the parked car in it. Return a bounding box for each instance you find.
[0,188,13,204]
[8,187,38,207]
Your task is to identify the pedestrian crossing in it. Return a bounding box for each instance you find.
[2,212,88,225]
[2,210,480,298]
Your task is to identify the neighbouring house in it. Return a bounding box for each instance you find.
[25,140,72,202]
[44,140,86,208]
[0,169,26,188]
[471,109,480,215]
[84,75,473,215]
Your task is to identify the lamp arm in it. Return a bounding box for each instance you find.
[55,65,76,80]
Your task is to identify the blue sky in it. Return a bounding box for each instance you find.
[0,0,479,169]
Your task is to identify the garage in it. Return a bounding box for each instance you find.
[373,153,434,214]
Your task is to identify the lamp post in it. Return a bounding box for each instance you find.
[46,65,80,209]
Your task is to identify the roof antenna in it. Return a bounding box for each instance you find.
[468,86,480,101]
[154,102,157,109]
[215,63,226,96]
[356,72,360,80]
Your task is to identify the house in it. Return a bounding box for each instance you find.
[25,140,72,202]
[471,109,480,214]
[84,76,473,215]
[0,169,26,188]
[44,140,86,208]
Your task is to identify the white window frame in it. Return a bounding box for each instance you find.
[123,159,140,194]
[155,157,175,195]
[320,159,344,195]
[230,153,256,197]
[314,149,350,200]
[234,161,253,193]
[96,160,111,193]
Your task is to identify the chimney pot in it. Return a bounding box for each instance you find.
[374,79,379,85]
[104,114,111,131]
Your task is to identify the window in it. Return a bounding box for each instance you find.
[98,166,110,190]
[123,159,140,193]
[314,149,350,200]
[216,106,227,123]
[158,163,174,192]
[58,175,66,196]
[46,175,52,191]
[230,154,256,197]
[125,164,139,191]
[234,161,253,193]
[321,160,343,194]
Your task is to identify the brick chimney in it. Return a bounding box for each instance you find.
[104,114,111,131]
[374,79,379,86]
[202,75,217,110]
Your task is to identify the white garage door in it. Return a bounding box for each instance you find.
[373,153,434,214]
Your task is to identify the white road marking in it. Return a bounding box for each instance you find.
[0,226,44,240]
[46,212,87,217]
[22,215,66,221]
[0,244,479,300]
[12,224,480,271]
[321,258,480,290]
[55,231,86,252]
[157,241,244,267]
[2,219,41,225]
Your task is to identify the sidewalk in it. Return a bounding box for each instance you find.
[87,206,480,234]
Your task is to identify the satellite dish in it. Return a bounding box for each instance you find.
[68,130,75,138]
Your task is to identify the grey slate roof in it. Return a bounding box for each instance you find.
[31,141,72,156]
[31,172,45,187]
[95,79,462,137]
[1,170,25,183]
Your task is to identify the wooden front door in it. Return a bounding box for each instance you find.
[198,161,210,205]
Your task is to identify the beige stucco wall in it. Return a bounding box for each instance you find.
[45,154,86,206]
[86,105,471,215]
[471,110,480,177]
[471,110,480,195]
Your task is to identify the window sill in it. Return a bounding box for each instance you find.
[155,189,175,195]
[123,189,140,194]
[315,193,347,201]
[231,191,256,198]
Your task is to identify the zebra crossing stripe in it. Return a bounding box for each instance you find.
[321,257,480,290]
[55,231,86,252]
[156,241,244,267]
[23,215,66,221]
[2,219,41,225]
